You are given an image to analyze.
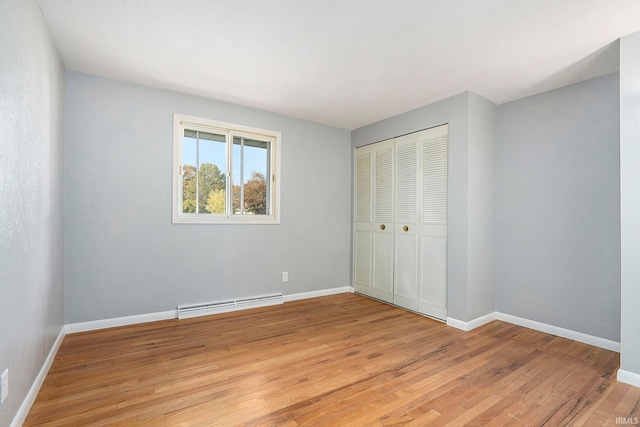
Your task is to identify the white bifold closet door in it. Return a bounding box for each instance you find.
[353,139,394,303]
[394,126,448,319]
[354,124,447,320]
[393,133,420,311]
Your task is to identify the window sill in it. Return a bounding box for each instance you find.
[172,214,280,225]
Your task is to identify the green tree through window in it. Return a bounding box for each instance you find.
[182,163,226,213]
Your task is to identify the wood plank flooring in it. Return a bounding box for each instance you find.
[25,293,640,426]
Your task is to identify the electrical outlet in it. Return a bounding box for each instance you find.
[1,369,8,405]
[282,271,288,282]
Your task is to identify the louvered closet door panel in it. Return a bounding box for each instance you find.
[355,152,372,223]
[353,149,373,296]
[417,125,448,320]
[372,140,394,302]
[393,135,419,311]
[422,134,447,225]
[395,141,418,224]
[374,147,393,223]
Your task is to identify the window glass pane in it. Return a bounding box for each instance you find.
[243,139,269,215]
[232,137,270,215]
[197,131,226,214]
[182,133,197,213]
[232,138,242,214]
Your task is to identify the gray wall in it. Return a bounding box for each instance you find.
[351,92,497,322]
[64,72,352,324]
[467,93,497,320]
[0,0,65,425]
[496,72,620,341]
[620,31,640,376]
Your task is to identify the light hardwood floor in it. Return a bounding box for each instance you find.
[26,293,640,426]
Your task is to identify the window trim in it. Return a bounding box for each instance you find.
[172,113,281,224]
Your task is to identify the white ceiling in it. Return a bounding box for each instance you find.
[39,0,640,130]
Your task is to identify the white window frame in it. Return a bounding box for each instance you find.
[172,113,281,224]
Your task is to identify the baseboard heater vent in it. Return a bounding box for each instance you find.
[177,293,283,319]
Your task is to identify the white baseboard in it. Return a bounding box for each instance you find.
[65,287,352,334]
[617,369,640,388]
[446,311,620,353]
[496,312,621,353]
[447,312,496,331]
[11,327,65,427]
[65,310,177,334]
[283,286,352,302]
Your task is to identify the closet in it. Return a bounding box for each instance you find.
[353,124,448,320]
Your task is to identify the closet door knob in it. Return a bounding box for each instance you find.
[403,225,409,232]
[380,224,385,230]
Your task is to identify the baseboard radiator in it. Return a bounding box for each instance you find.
[177,293,284,319]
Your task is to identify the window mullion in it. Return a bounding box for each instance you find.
[225,132,231,218]
[195,131,200,214]
[266,142,271,215]
[240,137,245,215]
